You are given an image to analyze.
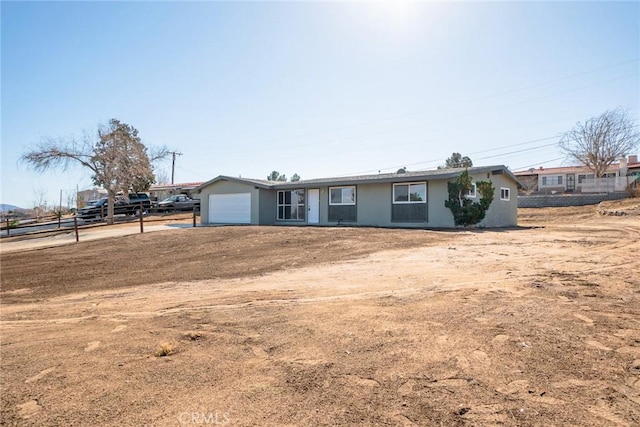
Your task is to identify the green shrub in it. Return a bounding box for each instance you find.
[444,169,495,227]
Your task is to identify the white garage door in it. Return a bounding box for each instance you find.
[209,193,251,224]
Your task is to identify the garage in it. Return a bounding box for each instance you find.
[208,193,251,224]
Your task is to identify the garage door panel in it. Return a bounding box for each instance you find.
[209,193,251,224]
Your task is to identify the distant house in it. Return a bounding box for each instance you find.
[515,155,640,195]
[148,182,204,203]
[194,165,520,229]
[77,188,107,208]
[78,182,205,209]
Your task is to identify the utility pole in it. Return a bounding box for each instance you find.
[170,151,183,184]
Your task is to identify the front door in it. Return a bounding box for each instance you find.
[566,173,575,192]
[308,189,319,224]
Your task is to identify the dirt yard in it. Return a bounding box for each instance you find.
[1,200,639,426]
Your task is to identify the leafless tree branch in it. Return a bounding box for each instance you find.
[559,107,639,177]
[21,119,162,224]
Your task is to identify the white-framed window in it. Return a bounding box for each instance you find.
[393,182,427,204]
[329,186,356,205]
[541,175,563,186]
[466,183,477,198]
[578,174,594,184]
[277,189,305,221]
[500,187,510,201]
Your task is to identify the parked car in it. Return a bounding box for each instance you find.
[78,193,151,220]
[155,195,198,212]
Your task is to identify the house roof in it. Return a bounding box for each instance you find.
[512,157,640,176]
[149,182,205,191]
[514,166,604,176]
[195,165,521,192]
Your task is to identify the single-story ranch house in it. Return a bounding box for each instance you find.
[194,165,520,228]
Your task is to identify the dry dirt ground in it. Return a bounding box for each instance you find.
[1,200,639,426]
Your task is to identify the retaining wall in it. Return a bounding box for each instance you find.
[518,192,629,208]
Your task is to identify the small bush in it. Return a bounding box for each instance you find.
[155,341,177,357]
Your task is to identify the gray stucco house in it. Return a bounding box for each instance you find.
[194,165,520,228]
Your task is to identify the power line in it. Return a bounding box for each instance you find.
[175,164,211,180]
[475,142,559,160]
[219,58,639,152]
[476,58,639,101]
[214,69,639,158]
[512,157,567,172]
[346,132,590,176]
[467,136,559,156]
[342,122,640,176]
[347,137,565,175]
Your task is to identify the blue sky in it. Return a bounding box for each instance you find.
[2,1,639,208]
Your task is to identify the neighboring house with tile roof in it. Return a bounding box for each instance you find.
[194,165,520,228]
[515,155,640,195]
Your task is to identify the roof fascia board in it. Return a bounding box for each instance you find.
[196,166,522,192]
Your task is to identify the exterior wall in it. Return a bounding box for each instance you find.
[258,190,276,225]
[355,182,392,226]
[477,173,518,227]
[198,180,261,225]
[428,180,456,228]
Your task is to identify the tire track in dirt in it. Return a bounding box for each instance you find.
[2,208,640,426]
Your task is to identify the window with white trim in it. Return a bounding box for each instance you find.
[500,187,510,201]
[329,186,356,205]
[393,182,426,203]
[466,183,477,198]
[277,189,305,221]
[578,174,594,184]
[541,175,563,186]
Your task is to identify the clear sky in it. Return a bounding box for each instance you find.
[2,1,639,209]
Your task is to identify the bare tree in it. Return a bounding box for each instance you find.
[32,187,49,220]
[154,168,171,185]
[518,171,539,195]
[559,108,639,177]
[65,191,77,211]
[22,119,168,224]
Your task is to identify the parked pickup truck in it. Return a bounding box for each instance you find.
[155,195,199,212]
[78,193,152,220]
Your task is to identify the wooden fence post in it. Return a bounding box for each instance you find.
[74,216,79,242]
[193,205,197,227]
[6,218,9,237]
[139,202,144,233]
